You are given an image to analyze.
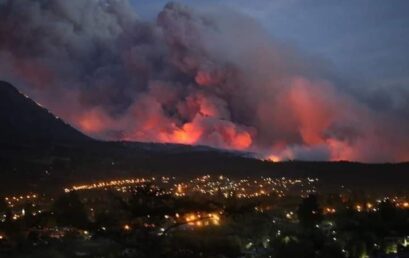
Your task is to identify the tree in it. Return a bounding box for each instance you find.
[297,194,323,228]
[128,184,173,218]
[378,200,398,221]
[273,238,315,258]
[317,243,346,258]
[52,192,89,228]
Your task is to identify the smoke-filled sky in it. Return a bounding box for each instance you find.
[0,0,408,162]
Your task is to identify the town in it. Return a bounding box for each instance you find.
[1,175,408,257]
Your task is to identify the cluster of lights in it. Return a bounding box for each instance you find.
[171,175,318,199]
[285,211,295,219]
[324,207,337,214]
[63,175,319,199]
[395,201,409,209]
[2,194,44,221]
[353,199,409,213]
[322,200,409,215]
[64,178,155,193]
[4,194,37,208]
[184,212,222,227]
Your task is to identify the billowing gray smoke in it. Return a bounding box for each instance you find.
[0,0,408,162]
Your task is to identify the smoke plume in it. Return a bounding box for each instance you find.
[0,0,408,162]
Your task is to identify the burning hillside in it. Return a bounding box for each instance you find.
[0,0,408,162]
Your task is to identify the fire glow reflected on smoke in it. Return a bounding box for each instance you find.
[266,155,281,163]
[160,122,203,145]
[0,0,408,162]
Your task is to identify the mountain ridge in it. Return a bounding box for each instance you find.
[0,81,92,145]
[0,81,408,194]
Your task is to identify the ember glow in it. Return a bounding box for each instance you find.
[266,155,281,163]
[0,0,408,162]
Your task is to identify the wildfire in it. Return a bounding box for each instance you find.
[266,154,281,162]
[160,123,203,145]
[230,131,252,150]
[3,0,407,163]
[77,109,109,134]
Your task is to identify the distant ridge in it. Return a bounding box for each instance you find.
[0,81,92,145]
[0,81,408,195]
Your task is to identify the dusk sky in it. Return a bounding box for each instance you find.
[132,0,409,87]
[0,0,408,162]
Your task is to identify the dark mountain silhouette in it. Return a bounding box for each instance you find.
[0,81,408,195]
[0,81,91,145]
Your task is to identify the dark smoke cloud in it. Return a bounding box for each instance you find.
[0,0,408,162]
